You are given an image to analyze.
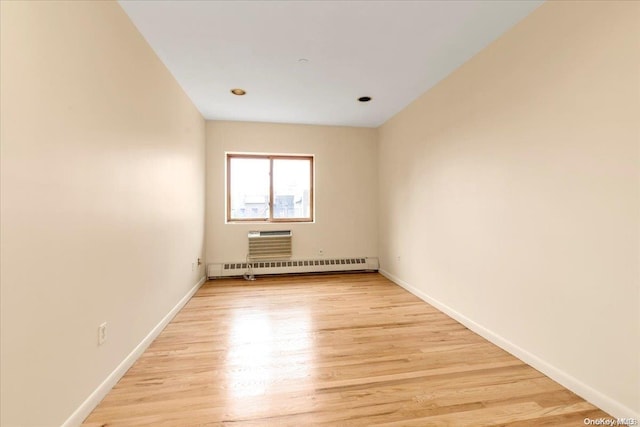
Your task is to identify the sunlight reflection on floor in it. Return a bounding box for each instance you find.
[225,307,313,404]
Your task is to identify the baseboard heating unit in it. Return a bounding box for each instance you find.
[207,257,379,279]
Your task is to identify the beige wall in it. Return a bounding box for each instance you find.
[206,121,377,263]
[0,2,205,426]
[378,0,639,417]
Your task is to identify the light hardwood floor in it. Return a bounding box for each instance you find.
[83,273,610,426]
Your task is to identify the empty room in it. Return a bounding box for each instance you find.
[1,0,638,426]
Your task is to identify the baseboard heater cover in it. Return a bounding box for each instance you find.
[207,257,379,279]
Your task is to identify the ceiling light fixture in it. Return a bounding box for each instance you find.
[358,96,372,102]
[230,88,246,96]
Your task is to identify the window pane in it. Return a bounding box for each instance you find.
[229,157,270,219]
[273,159,311,219]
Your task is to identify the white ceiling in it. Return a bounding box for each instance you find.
[118,0,543,128]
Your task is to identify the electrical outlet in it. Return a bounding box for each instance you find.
[319,248,324,256]
[191,262,195,271]
[98,322,107,346]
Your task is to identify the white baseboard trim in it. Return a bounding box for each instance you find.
[379,269,639,421]
[61,275,207,427]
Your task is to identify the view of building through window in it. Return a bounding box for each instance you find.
[227,154,313,222]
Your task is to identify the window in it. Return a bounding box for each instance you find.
[227,154,313,222]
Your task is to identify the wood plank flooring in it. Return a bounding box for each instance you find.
[83,273,610,426]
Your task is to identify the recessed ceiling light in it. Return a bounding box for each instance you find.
[298,58,309,64]
[358,96,372,102]
[230,88,246,96]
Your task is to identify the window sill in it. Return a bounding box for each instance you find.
[226,219,315,225]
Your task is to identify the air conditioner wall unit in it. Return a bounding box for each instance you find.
[248,230,292,259]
